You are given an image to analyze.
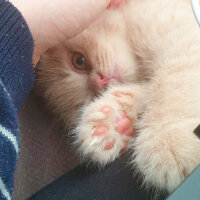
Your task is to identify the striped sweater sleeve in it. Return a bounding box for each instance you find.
[0,0,34,199]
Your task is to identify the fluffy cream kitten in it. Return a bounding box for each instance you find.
[37,0,200,194]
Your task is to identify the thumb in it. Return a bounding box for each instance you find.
[34,0,111,64]
[45,0,111,40]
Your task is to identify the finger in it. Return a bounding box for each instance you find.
[46,0,110,40]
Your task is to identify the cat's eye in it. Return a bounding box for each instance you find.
[71,52,87,71]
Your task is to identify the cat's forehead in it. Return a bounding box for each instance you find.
[88,10,125,33]
[67,10,125,46]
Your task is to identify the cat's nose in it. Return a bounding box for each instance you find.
[94,73,110,89]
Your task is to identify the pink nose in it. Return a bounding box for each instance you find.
[95,73,110,89]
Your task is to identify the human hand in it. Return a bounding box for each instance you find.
[10,0,124,65]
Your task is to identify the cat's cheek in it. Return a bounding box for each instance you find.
[70,67,89,75]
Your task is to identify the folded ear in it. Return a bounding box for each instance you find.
[107,0,127,9]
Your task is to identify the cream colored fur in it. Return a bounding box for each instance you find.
[37,0,200,194]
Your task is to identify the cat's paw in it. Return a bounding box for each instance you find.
[132,120,200,192]
[75,88,136,164]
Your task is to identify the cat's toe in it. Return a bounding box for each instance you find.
[113,91,134,106]
[109,87,138,120]
[115,111,135,153]
[100,106,112,114]
[115,111,134,137]
[93,125,109,136]
[113,91,134,99]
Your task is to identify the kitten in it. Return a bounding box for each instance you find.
[37,0,200,194]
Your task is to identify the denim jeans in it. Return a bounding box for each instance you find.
[29,153,167,200]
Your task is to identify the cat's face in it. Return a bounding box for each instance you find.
[38,10,137,126]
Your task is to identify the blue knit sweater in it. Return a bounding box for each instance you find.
[0,0,34,199]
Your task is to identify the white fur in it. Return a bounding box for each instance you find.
[37,0,200,193]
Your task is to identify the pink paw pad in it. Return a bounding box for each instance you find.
[113,91,133,98]
[100,106,112,114]
[93,126,108,136]
[115,112,134,137]
[104,139,115,150]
